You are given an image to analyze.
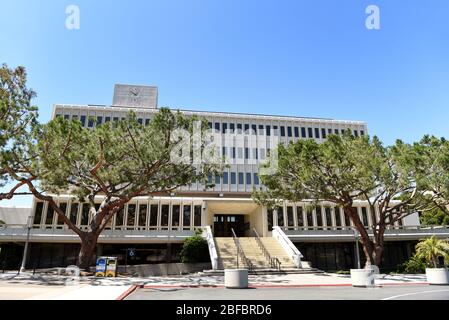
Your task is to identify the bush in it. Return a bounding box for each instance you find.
[180,229,210,263]
[397,254,426,274]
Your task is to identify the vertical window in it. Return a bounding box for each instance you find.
[301,127,306,138]
[335,207,342,227]
[325,207,332,227]
[127,204,136,227]
[237,123,243,134]
[321,128,327,139]
[258,125,264,135]
[231,172,236,185]
[253,148,258,160]
[215,174,221,184]
[267,209,274,231]
[138,204,147,227]
[81,204,90,226]
[70,203,79,225]
[194,205,202,226]
[229,123,235,133]
[145,119,151,126]
[316,207,323,227]
[296,206,304,227]
[33,202,44,225]
[149,204,158,227]
[115,207,124,227]
[360,130,365,136]
[161,205,169,227]
[280,126,286,137]
[57,203,67,225]
[223,172,229,184]
[254,173,260,185]
[238,173,244,185]
[96,116,103,126]
[361,207,369,227]
[64,114,70,120]
[214,122,220,133]
[222,147,226,157]
[354,130,359,137]
[344,210,351,227]
[287,127,292,137]
[113,117,119,122]
[315,128,320,139]
[137,118,143,125]
[334,129,339,135]
[183,205,191,229]
[244,124,250,134]
[273,125,278,136]
[208,174,213,184]
[105,117,111,123]
[308,128,313,138]
[172,205,181,227]
[277,207,284,227]
[80,115,86,127]
[232,147,236,159]
[266,125,271,136]
[88,117,95,128]
[222,123,228,134]
[245,148,249,159]
[251,124,257,135]
[208,122,212,129]
[306,210,314,228]
[246,173,252,185]
[294,127,299,138]
[287,207,294,227]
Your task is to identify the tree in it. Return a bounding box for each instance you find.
[253,133,426,268]
[415,236,449,268]
[4,109,222,269]
[0,64,38,200]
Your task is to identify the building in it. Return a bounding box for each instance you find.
[1,84,448,272]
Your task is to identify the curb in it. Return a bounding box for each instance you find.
[116,285,139,300]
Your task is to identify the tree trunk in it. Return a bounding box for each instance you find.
[373,245,384,267]
[78,232,99,271]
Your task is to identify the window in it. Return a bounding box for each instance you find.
[161,205,169,227]
[245,148,249,159]
[325,207,332,228]
[334,129,339,135]
[273,125,278,136]
[280,126,286,137]
[361,207,369,226]
[354,130,359,137]
[222,147,226,157]
[287,207,294,227]
[194,205,202,226]
[308,128,313,138]
[232,147,236,159]
[237,123,243,134]
[294,127,299,138]
[321,128,327,139]
[231,172,236,184]
[81,204,90,226]
[230,123,235,133]
[287,127,292,137]
[335,207,342,227]
[315,128,320,139]
[214,122,220,133]
[344,211,351,227]
[64,114,70,120]
[252,124,257,135]
[238,147,243,159]
[244,124,250,134]
[208,174,213,184]
[222,123,228,134]
[267,209,274,231]
[296,206,304,227]
[223,172,229,184]
[254,173,260,185]
[138,204,147,227]
[246,173,252,185]
[127,204,136,227]
[301,127,306,138]
[360,130,365,136]
[277,207,284,227]
[253,148,258,160]
[306,210,314,228]
[113,117,119,122]
[105,117,111,123]
[328,128,332,135]
[138,118,143,125]
[316,207,323,227]
[266,125,271,136]
[57,203,67,225]
[183,205,191,229]
[215,174,221,184]
[88,117,95,128]
[149,204,158,227]
[258,125,264,135]
[80,115,87,127]
[172,205,181,227]
[238,173,244,185]
[145,119,150,126]
[33,202,44,225]
[208,122,212,129]
[70,203,79,225]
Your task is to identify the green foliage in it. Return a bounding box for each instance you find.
[396,254,426,274]
[420,207,449,226]
[180,231,210,263]
[0,220,5,226]
[415,236,449,268]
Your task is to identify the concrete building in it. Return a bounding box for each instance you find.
[1,85,448,272]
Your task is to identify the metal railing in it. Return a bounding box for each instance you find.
[231,228,253,272]
[253,228,281,271]
[280,225,449,232]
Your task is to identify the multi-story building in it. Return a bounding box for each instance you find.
[1,84,448,272]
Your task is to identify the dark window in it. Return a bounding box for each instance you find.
[57,203,67,225]
[88,117,95,128]
[322,128,327,139]
[267,209,274,231]
[223,172,229,184]
[232,147,236,159]
[55,114,62,118]
[70,203,79,225]
[335,207,342,227]
[149,204,158,227]
[231,172,236,184]
[105,117,111,123]
[360,130,365,136]
[237,123,243,134]
[208,174,213,184]
[215,174,221,184]
[280,126,286,137]
[81,204,90,226]
[33,202,44,225]
[294,127,299,138]
[138,118,143,125]
[273,126,278,136]
[244,124,250,134]
[230,123,235,133]
[208,122,212,129]
[258,125,264,135]
[238,173,244,184]
[301,127,306,138]
[308,127,313,138]
[183,205,191,228]
[325,207,332,228]
[222,147,226,157]
[80,115,86,127]
[334,129,339,135]
[64,114,70,120]
[297,206,304,227]
[194,205,202,226]
[161,205,169,227]
[145,119,150,126]
[354,130,359,137]
[345,210,352,227]
[138,205,147,227]
[361,207,369,226]
[245,148,249,159]
[222,123,228,134]
[266,126,271,136]
[172,205,181,227]
[127,204,136,227]
[254,173,259,185]
[277,207,284,227]
[287,127,292,137]
[316,207,323,226]
[315,128,320,139]
[252,124,257,135]
[246,173,252,185]
[306,210,314,228]
[287,207,294,227]
[113,117,119,122]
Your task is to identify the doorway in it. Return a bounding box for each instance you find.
[213,215,247,237]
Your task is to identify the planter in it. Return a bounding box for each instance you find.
[425,268,449,285]
[225,269,248,289]
[350,268,375,287]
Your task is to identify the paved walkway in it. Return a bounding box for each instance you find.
[0,271,429,300]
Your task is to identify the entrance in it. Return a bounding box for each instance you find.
[213,215,247,237]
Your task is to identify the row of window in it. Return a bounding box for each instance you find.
[208,122,365,139]
[267,206,403,230]
[55,113,365,139]
[208,172,260,186]
[33,202,203,230]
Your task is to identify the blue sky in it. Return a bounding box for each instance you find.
[1,0,449,206]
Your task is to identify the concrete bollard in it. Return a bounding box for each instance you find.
[224,269,249,289]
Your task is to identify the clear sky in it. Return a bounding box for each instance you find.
[1,0,449,206]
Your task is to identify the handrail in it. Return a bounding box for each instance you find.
[253,228,281,271]
[231,228,253,272]
[203,226,219,270]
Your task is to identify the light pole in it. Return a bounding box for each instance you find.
[353,228,361,269]
[19,216,33,274]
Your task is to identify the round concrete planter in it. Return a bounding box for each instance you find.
[350,269,375,287]
[225,269,249,289]
[425,268,449,285]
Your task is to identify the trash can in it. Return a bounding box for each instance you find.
[106,257,118,277]
[95,257,108,277]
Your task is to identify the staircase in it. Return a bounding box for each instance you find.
[215,237,239,270]
[260,237,298,269]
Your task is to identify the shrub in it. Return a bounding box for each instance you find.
[415,236,449,268]
[180,229,210,263]
[397,254,426,274]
